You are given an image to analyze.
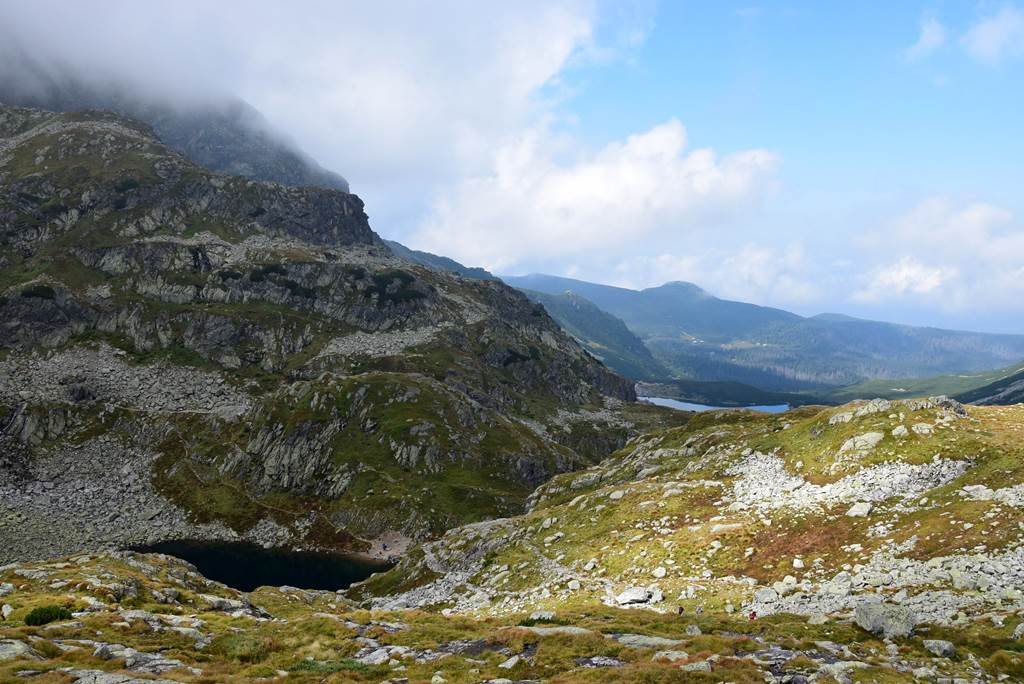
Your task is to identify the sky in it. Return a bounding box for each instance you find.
[1,1,1023,332]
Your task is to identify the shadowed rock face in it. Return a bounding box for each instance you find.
[0,103,642,562]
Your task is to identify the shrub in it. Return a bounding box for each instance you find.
[249,263,288,282]
[280,279,316,299]
[365,269,426,305]
[24,605,72,626]
[114,177,140,193]
[20,284,56,300]
[218,270,243,281]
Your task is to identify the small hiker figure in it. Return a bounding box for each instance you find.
[748,610,757,621]
[677,606,685,616]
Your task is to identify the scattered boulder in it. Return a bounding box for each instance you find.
[846,502,873,517]
[575,655,624,668]
[614,586,662,605]
[923,639,954,658]
[498,655,520,669]
[652,650,689,662]
[854,602,917,639]
[611,633,684,649]
[839,432,884,455]
[0,639,40,662]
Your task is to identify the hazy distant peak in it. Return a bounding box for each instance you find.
[650,281,712,297]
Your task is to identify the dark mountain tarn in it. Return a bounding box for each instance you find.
[134,540,391,592]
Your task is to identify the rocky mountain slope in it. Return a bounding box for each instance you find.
[351,396,1024,679]
[0,103,668,564]
[505,274,1024,392]
[384,241,497,282]
[956,367,1024,406]
[519,289,670,383]
[5,397,1024,682]
[0,51,349,192]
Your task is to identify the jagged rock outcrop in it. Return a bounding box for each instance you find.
[0,103,647,563]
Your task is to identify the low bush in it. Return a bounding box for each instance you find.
[20,284,56,300]
[24,605,72,626]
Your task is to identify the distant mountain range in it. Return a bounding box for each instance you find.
[380,245,1024,404]
[503,274,1024,395]
[517,289,670,382]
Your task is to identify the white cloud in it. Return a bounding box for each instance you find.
[608,243,820,306]
[853,257,957,303]
[905,16,946,61]
[851,197,1024,311]
[410,119,778,271]
[961,5,1024,64]
[0,0,638,230]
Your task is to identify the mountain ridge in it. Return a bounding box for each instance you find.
[503,273,1024,391]
[0,103,662,565]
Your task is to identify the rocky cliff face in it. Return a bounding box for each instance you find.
[0,104,646,563]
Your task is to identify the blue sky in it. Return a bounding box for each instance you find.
[410,1,1024,333]
[4,0,1024,332]
[571,3,1023,204]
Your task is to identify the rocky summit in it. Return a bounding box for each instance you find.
[0,103,666,565]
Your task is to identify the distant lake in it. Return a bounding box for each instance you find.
[134,540,392,592]
[640,396,790,414]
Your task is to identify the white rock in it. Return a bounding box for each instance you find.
[615,587,651,605]
[498,655,520,669]
[609,490,625,501]
[652,567,667,579]
[792,558,805,569]
[839,432,885,454]
[846,502,873,517]
[923,639,954,658]
[652,650,689,662]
